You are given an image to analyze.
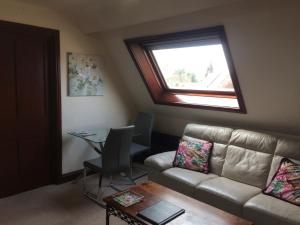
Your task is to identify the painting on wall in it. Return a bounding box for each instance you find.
[67,52,104,96]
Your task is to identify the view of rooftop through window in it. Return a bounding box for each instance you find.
[152,44,234,92]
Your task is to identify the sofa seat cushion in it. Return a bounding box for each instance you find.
[194,177,261,216]
[244,194,300,225]
[160,167,218,197]
[144,151,175,172]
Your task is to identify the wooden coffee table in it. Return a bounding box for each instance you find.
[103,181,252,225]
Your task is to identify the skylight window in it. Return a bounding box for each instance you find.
[125,26,246,113]
[152,44,233,92]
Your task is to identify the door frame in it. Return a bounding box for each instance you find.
[0,20,62,184]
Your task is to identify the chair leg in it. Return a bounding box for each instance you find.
[83,167,87,193]
[97,174,103,200]
[109,175,121,192]
[99,174,103,187]
[109,175,113,186]
[130,157,133,180]
[129,157,147,182]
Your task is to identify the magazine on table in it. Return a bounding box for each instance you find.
[113,190,144,207]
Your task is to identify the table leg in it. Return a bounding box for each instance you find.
[100,142,104,151]
[106,208,110,225]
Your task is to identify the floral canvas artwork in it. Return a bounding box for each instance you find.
[68,53,104,96]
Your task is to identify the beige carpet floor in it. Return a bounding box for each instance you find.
[0,171,147,225]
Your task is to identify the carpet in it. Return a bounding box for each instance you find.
[0,171,147,225]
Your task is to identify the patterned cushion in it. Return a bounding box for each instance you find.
[173,139,213,173]
[263,158,300,206]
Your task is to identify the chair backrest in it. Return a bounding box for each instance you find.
[132,112,154,146]
[102,126,135,174]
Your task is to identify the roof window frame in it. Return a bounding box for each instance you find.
[124,25,246,113]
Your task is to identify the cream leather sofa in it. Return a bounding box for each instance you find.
[145,124,300,225]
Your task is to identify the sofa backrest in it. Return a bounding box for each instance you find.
[182,123,300,189]
[221,129,277,189]
[183,124,233,176]
[267,137,300,185]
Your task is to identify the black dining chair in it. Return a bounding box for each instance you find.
[83,125,135,201]
[130,112,154,178]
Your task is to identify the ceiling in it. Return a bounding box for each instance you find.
[15,0,243,33]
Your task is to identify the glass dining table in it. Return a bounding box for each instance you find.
[68,128,112,184]
[68,127,144,187]
[68,128,109,155]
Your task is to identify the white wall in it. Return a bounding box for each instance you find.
[0,0,136,174]
[97,0,300,137]
[1,0,300,174]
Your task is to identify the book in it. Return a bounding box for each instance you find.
[113,190,144,207]
[137,200,185,225]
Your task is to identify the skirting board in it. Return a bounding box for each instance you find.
[60,169,96,184]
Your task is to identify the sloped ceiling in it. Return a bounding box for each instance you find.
[96,0,300,136]
[10,0,300,137]
[15,0,243,33]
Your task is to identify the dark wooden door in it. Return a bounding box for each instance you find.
[16,34,51,192]
[0,21,61,197]
[0,33,19,197]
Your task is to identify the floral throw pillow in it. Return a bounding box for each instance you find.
[173,139,213,173]
[263,158,300,206]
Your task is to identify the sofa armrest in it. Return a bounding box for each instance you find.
[144,151,176,172]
